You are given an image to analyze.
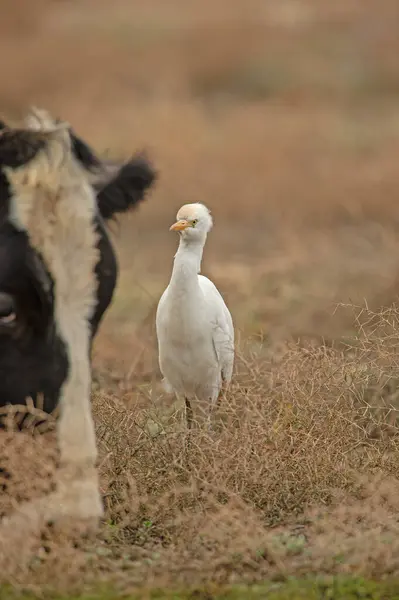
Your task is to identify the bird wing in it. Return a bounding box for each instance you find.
[199,275,234,385]
[155,285,175,393]
[155,284,170,347]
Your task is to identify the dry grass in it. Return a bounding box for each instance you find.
[3,311,399,591]
[3,0,399,594]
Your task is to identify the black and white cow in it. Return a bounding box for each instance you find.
[0,108,156,525]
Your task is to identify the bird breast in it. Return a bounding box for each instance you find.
[158,317,220,399]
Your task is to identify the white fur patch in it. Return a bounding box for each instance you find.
[24,106,69,132]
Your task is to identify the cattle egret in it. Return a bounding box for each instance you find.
[156,203,234,429]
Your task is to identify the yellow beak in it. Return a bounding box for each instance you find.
[170,219,190,231]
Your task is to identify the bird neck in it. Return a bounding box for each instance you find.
[169,235,206,293]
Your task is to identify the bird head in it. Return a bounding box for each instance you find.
[170,203,213,241]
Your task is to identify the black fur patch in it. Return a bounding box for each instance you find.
[0,129,46,169]
[69,128,102,170]
[97,154,157,220]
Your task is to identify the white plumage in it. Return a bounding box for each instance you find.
[156,203,234,428]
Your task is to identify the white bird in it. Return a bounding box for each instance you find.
[156,203,234,429]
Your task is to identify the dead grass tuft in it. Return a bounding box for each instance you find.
[0,428,57,518]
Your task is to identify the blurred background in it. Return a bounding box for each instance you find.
[2,0,399,378]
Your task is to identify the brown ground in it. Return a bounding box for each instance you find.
[2,0,399,592]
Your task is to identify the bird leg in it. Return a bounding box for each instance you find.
[185,398,193,430]
[187,398,214,432]
[184,397,211,431]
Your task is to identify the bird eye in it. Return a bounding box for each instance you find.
[192,219,198,227]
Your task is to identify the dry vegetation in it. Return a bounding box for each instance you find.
[2,0,399,596]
